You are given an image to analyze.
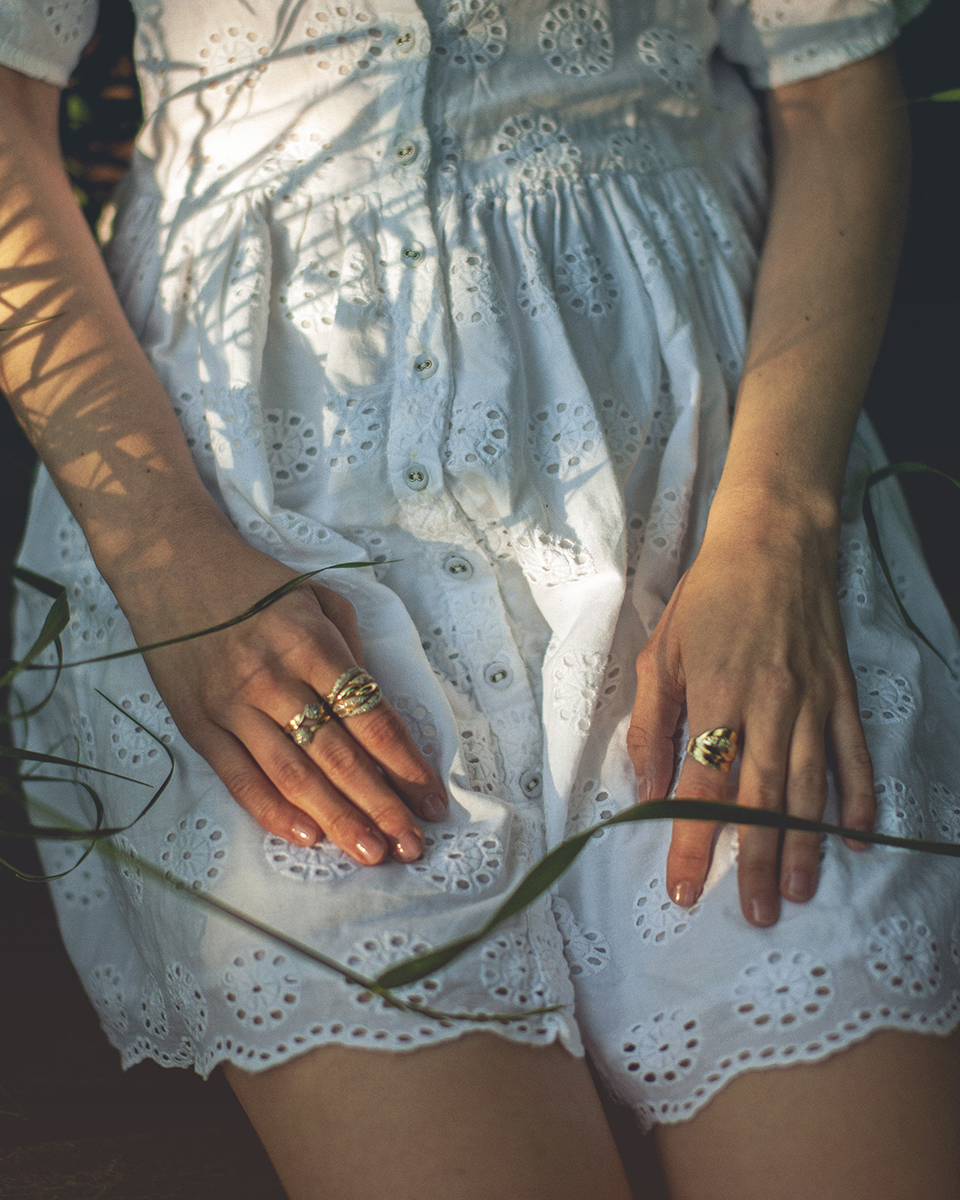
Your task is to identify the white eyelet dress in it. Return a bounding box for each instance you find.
[6,0,960,1130]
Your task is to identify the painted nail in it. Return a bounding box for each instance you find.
[750,896,778,926]
[672,882,697,908]
[355,831,387,864]
[422,795,446,821]
[392,828,424,863]
[785,870,813,902]
[291,816,319,846]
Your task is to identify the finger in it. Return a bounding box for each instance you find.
[735,704,796,927]
[311,583,366,667]
[779,708,828,904]
[830,680,876,849]
[627,633,685,803]
[240,708,426,866]
[666,719,739,909]
[193,722,326,850]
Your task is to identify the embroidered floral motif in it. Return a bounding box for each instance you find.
[511,530,595,587]
[280,259,339,331]
[263,834,359,883]
[625,515,646,578]
[635,874,701,942]
[109,692,177,769]
[554,247,619,316]
[445,399,509,467]
[457,722,503,794]
[159,816,228,891]
[434,0,506,68]
[538,3,613,77]
[732,950,833,1027]
[393,696,442,768]
[598,395,643,479]
[88,965,129,1040]
[339,243,387,310]
[48,843,110,908]
[324,393,385,469]
[874,777,925,841]
[167,962,209,1039]
[495,115,581,184]
[197,27,271,92]
[304,3,384,76]
[224,949,301,1027]
[636,26,703,98]
[929,782,960,842]
[836,539,872,607]
[265,410,322,484]
[343,933,441,1009]
[447,248,503,325]
[621,1009,701,1084]
[551,649,608,732]
[67,569,121,647]
[42,0,94,45]
[139,978,169,1040]
[854,665,916,724]
[203,385,264,467]
[866,917,942,998]
[564,780,618,838]
[480,916,565,1008]
[407,828,504,894]
[112,835,144,907]
[605,128,670,173]
[644,487,689,560]
[526,399,600,478]
[515,262,556,318]
[551,895,609,976]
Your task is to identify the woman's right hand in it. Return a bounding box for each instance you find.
[113,528,448,866]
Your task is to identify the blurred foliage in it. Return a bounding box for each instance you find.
[59,0,141,232]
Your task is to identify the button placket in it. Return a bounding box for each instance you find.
[404,465,429,491]
[402,241,426,266]
[413,352,438,379]
[393,137,420,166]
[483,662,513,690]
[443,554,473,580]
[519,770,543,798]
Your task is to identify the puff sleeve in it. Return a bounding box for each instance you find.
[0,0,100,87]
[713,0,930,89]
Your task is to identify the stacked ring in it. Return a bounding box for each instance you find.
[685,727,738,772]
[326,667,384,719]
[286,701,333,747]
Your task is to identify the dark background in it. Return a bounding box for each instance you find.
[1,1,958,1195]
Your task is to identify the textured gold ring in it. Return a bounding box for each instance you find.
[685,727,738,772]
[326,667,384,719]
[286,700,333,747]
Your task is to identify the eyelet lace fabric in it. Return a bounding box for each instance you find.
[6,0,953,1131]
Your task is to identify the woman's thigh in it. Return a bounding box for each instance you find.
[223,1032,636,1200]
[654,1027,960,1200]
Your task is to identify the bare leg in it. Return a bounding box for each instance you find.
[223,1032,636,1200]
[655,1028,960,1200]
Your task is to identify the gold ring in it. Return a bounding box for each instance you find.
[286,700,333,747]
[326,667,383,719]
[685,727,738,772]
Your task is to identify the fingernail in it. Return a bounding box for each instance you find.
[422,794,446,821]
[393,828,424,862]
[750,896,777,926]
[785,870,813,902]
[672,882,697,908]
[355,831,387,864]
[291,816,319,846]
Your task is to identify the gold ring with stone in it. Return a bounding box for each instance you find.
[286,700,333,747]
[685,727,738,772]
[326,667,384,719]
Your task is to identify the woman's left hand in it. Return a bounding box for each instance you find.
[626,493,876,926]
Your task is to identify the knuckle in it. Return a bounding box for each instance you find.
[757,663,800,705]
[317,736,364,782]
[358,706,408,754]
[271,754,314,797]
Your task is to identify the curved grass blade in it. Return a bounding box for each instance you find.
[863,462,960,680]
[0,567,69,694]
[376,796,960,988]
[0,313,65,333]
[0,779,106,881]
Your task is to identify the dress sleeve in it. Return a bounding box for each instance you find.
[0,0,100,88]
[713,0,929,90]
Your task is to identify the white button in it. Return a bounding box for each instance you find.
[484,662,513,689]
[394,137,419,165]
[402,241,426,266]
[404,465,429,491]
[443,554,473,579]
[413,353,438,379]
[395,28,416,53]
[519,770,542,798]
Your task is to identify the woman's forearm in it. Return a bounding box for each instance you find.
[709,48,910,535]
[0,66,233,603]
